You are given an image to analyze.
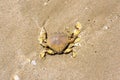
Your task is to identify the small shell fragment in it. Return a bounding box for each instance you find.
[13,74,20,80]
[31,60,37,66]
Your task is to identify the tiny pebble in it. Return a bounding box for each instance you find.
[85,7,88,10]
[13,74,20,80]
[103,25,109,30]
[31,60,37,65]
[74,43,81,47]
[44,2,48,6]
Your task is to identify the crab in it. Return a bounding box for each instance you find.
[38,22,82,58]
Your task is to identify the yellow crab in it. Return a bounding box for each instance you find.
[38,22,82,58]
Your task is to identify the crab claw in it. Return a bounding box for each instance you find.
[38,27,47,45]
[73,22,82,37]
[75,22,82,30]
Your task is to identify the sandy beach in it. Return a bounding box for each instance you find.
[0,0,120,80]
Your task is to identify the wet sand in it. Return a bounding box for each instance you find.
[0,0,120,80]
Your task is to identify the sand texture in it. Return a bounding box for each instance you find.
[0,0,120,80]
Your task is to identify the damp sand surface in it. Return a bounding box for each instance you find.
[0,0,120,80]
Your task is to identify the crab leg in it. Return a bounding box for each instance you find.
[64,43,73,53]
[72,50,77,58]
[38,27,47,47]
[39,50,46,58]
[63,43,77,58]
[40,49,55,58]
[46,49,55,55]
[64,48,73,54]
[64,48,77,58]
